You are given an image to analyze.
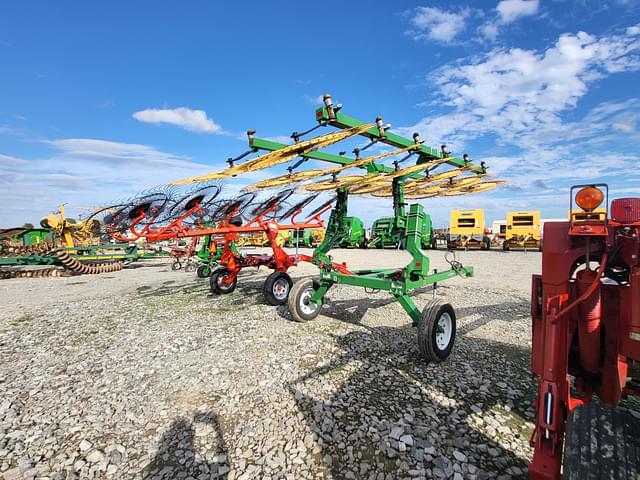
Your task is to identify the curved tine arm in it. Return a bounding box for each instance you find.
[301,202,333,225]
[290,206,306,225]
[156,203,202,236]
[246,202,280,227]
[122,212,148,240]
[109,231,131,243]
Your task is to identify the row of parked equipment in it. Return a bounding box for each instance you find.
[446,208,606,251]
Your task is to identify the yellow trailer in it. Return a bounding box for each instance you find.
[503,211,541,251]
[447,209,490,250]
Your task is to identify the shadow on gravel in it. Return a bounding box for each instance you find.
[456,301,529,335]
[275,284,440,324]
[126,262,170,269]
[144,411,229,479]
[136,282,210,298]
[289,323,533,479]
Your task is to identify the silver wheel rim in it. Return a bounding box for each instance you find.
[218,273,231,291]
[273,278,289,300]
[299,288,319,315]
[435,312,453,350]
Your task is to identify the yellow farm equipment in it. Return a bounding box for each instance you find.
[447,209,490,250]
[502,210,542,251]
[40,204,101,248]
[235,230,291,248]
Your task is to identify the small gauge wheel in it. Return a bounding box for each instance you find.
[210,268,237,294]
[263,271,293,306]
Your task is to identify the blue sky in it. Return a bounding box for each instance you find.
[1,0,639,228]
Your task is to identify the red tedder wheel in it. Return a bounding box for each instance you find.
[210,268,237,295]
[263,272,293,306]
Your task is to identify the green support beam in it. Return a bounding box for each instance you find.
[314,107,484,174]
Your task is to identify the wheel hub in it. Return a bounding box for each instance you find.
[300,288,319,315]
[435,312,453,350]
[273,279,289,300]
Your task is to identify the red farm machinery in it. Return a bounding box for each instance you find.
[529,184,640,479]
[102,185,332,305]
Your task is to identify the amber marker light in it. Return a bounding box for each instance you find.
[575,186,604,212]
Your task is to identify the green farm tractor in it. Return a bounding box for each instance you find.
[288,227,324,248]
[339,216,367,248]
[369,214,436,250]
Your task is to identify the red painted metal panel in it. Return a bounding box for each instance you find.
[611,197,640,224]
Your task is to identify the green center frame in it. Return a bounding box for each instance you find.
[308,182,473,325]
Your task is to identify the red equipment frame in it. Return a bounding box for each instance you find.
[108,197,337,293]
[529,185,640,479]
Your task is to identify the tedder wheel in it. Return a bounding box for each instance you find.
[417,300,456,362]
[210,268,237,295]
[288,278,322,322]
[196,264,211,278]
[185,262,196,273]
[563,402,640,479]
[171,261,182,271]
[263,271,293,306]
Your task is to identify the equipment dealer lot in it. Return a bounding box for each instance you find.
[0,248,573,480]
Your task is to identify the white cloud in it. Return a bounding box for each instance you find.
[496,0,539,24]
[132,107,223,134]
[0,138,280,227]
[404,27,640,147]
[398,25,640,197]
[0,153,29,166]
[409,6,470,43]
[303,95,324,106]
[479,0,539,40]
[479,22,499,40]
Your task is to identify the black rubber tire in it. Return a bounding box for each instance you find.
[563,402,640,479]
[263,271,293,306]
[359,237,367,249]
[288,278,322,322]
[171,261,182,271]
[210,268,237,295]
[430,237,438,250]
[417,300,457,362]
[184,262,196,273]
[503,241,510,251]
[196,264,211,278]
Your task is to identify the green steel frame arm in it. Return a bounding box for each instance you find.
[314,107,484,174]
[247,104,484,179]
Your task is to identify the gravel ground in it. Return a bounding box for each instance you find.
[0,248,539,480]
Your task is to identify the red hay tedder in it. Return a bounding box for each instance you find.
[529,184,640,479]
[108,188,336,305]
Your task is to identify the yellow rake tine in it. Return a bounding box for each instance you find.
[171,123,374,186]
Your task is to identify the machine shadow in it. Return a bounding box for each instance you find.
[144,411,229,479]
[289,323,534,479]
